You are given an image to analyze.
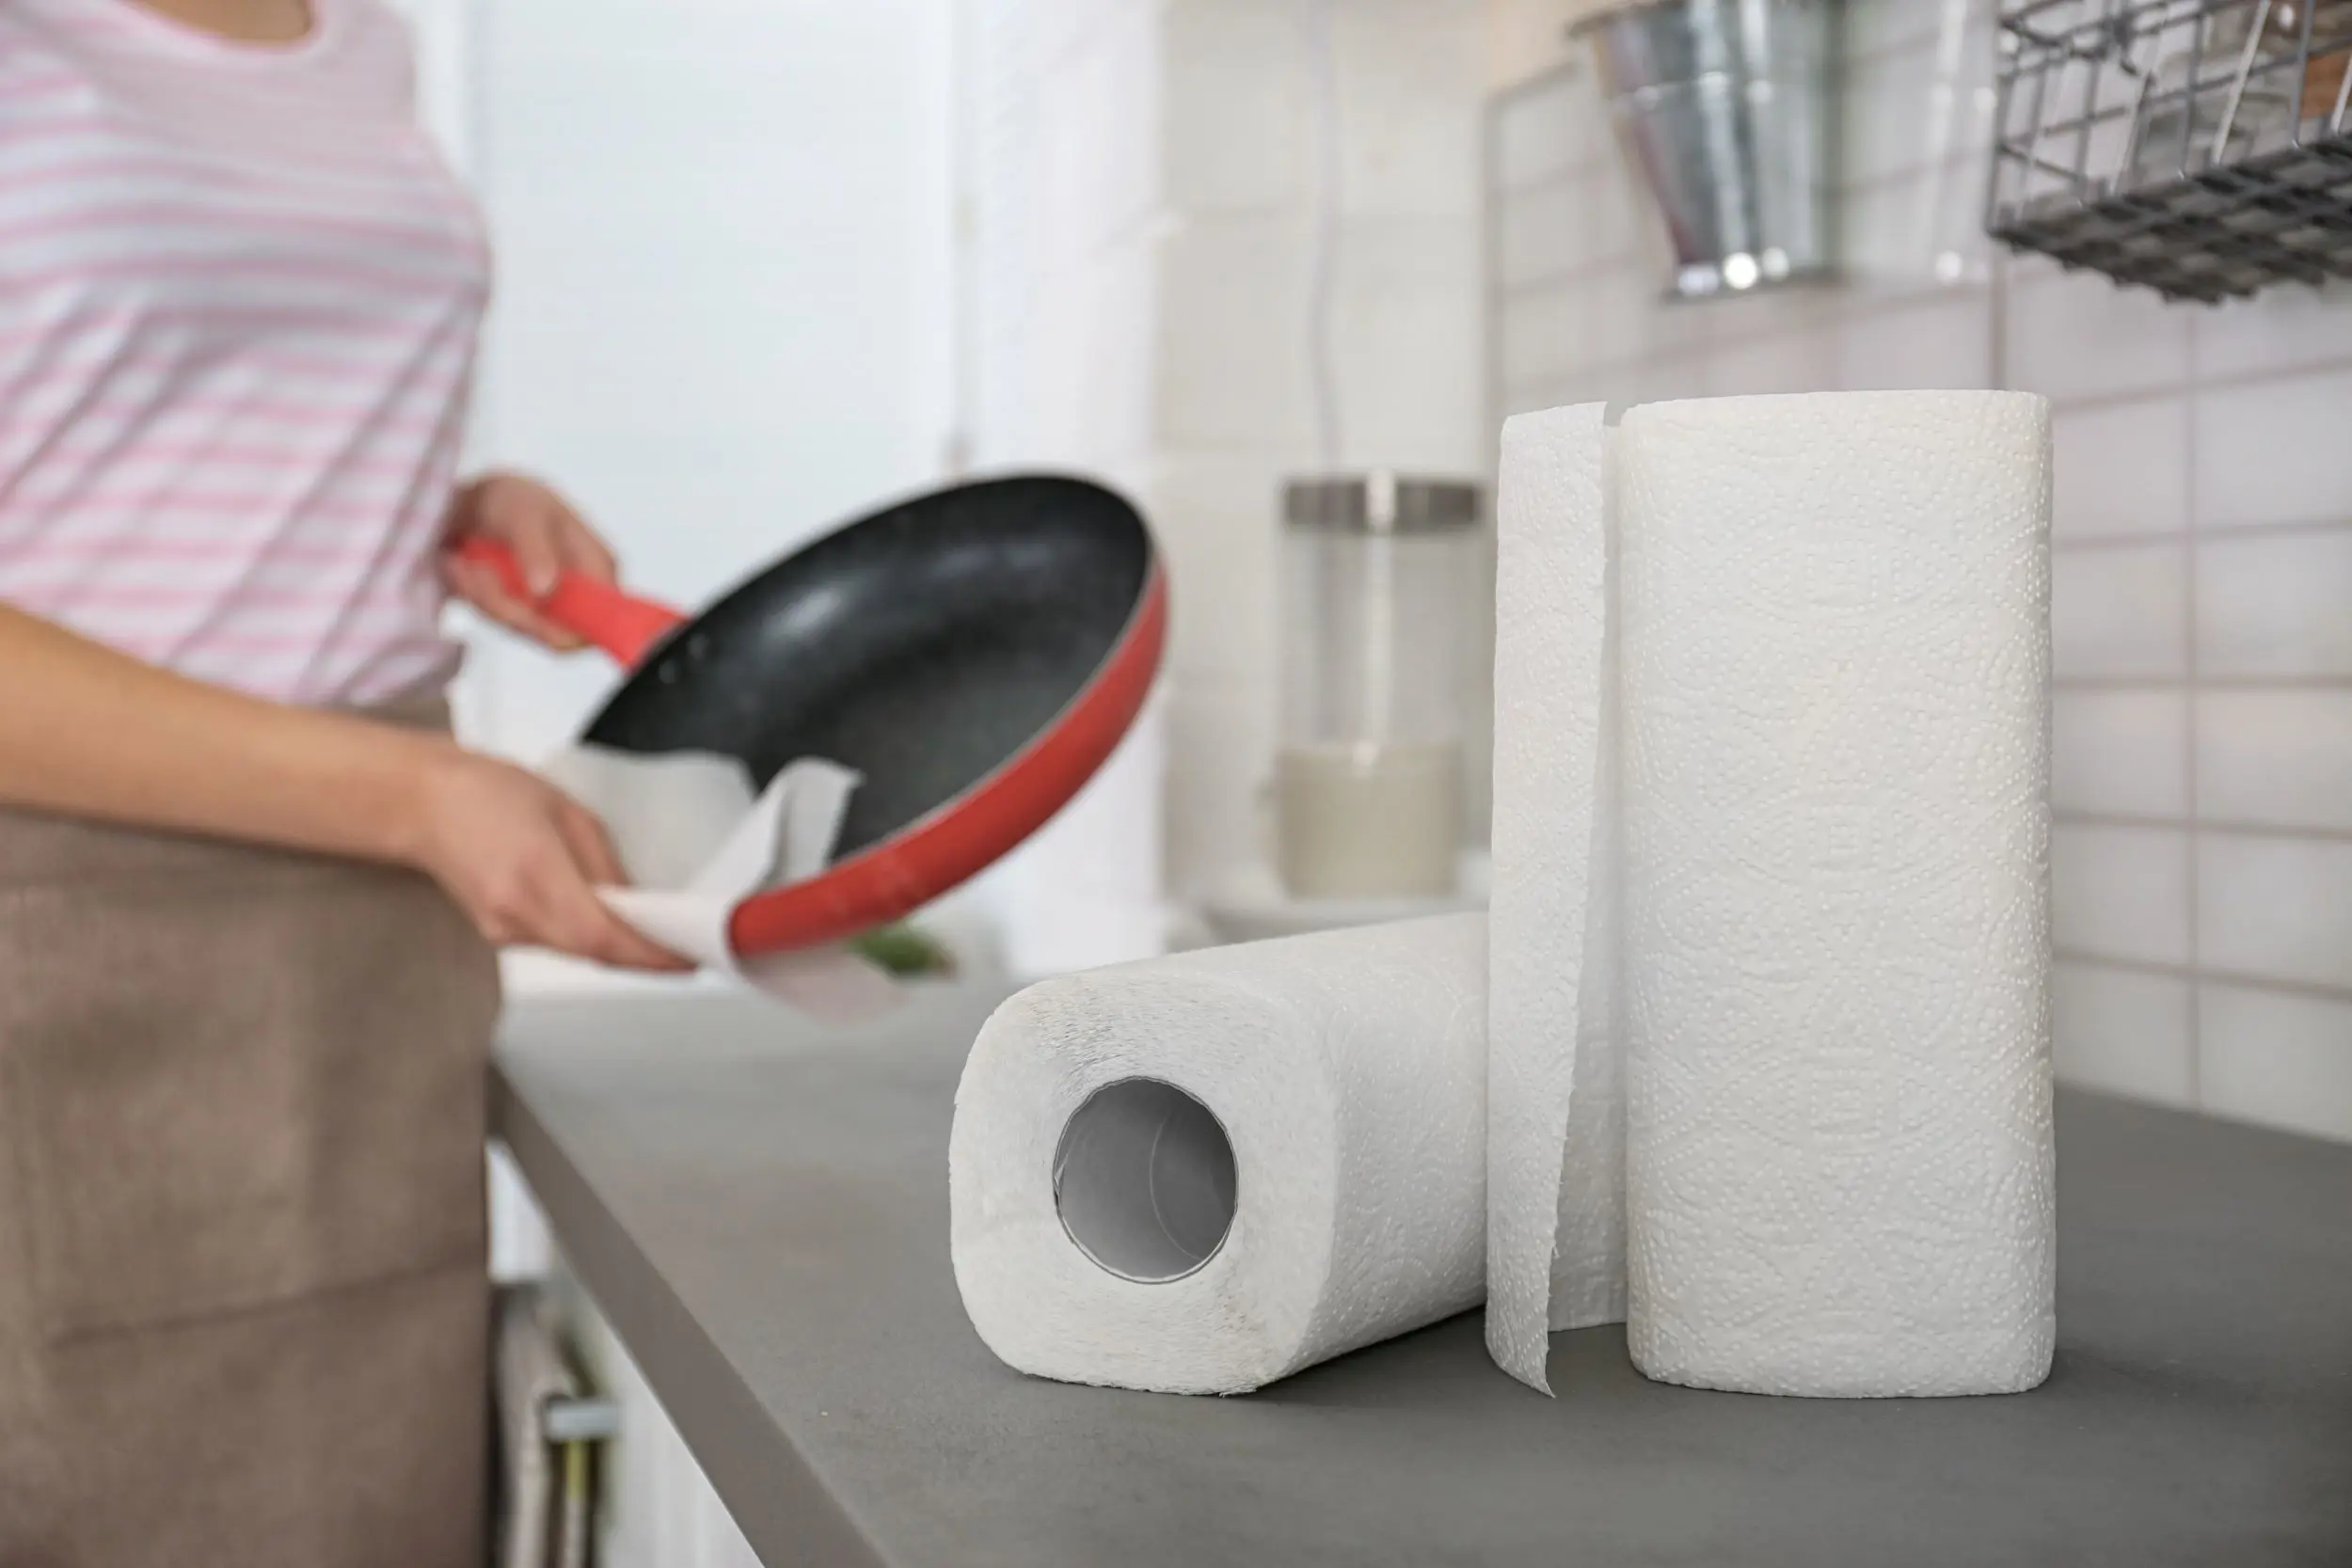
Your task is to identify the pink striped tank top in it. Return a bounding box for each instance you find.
[0,0,489,705]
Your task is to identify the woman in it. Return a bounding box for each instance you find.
[0,0,685,1560]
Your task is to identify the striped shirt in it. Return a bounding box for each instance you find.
[0,0,489,705]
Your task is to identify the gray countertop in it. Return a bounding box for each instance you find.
[494,984,2352,1568]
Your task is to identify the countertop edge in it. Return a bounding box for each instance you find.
[491,1064,895,1568]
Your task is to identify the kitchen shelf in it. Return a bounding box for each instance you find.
[1989,0,2352,300]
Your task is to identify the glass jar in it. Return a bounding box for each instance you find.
[1275,473,1482,900]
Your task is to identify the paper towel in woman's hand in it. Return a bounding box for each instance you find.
[1488,391,2057,1399]
[539,745,900,1022]
[951,915,1487,1395]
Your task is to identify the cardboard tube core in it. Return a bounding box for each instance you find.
[1054,1078,1238,1283]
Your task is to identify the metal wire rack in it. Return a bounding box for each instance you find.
[1989,0,2352,300]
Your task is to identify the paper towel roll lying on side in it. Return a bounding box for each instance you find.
[1489,390,2057,1399]
[951,915,1486,1395]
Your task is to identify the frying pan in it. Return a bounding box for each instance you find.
[457,474,1165,957]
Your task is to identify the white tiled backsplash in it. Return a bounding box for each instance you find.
[1491,0,2352,1143]
[974,0,1491,901]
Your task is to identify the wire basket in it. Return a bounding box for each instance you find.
[1989,0,2352,300]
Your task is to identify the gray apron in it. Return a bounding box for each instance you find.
[0,702,501,1567]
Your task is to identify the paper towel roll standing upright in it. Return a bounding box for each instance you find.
[1489,390,2057,1399]
[952,915,1487,1395]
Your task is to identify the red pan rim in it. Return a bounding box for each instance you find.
[724,558,1168,956]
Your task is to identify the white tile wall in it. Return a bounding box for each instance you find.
[2194,367,2352,532]
[2196,691,2352,832]
[1164,674,1278,896]
[974,0,1162,475]
[2199,983,2352,1141]
[1484,0,1579,92]
[2005,266,2197,406]
[1499,280,1586,392]
[1163,1,1308,214]
[2197,834,2352,992]
[2051,689,2188,818]
[2050,545,2188,681]
[1492,60,1599,184]
[1832,289,1994,389]
[2052,823,2193,966]
[1149,454,1283,686]
[1704,328,1837,398]
[2194,282,2352,381]
[2051,961,2195,1106]
[1500,177,1611,288]
[2197,533,2352,678]
[1156,215,1318,451]
[1336,0,1487,219]
[1328,222,1487,467]
[1489,0,2352,1140]
[2050,397,2191,542]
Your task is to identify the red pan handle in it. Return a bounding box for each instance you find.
[449,538,687,668]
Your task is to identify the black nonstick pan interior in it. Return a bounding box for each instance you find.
[581,476,1153,860]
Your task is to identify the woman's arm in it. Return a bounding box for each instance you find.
[0,602,689,971]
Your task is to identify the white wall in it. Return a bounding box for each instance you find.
[453,0,957,765]
[1491,0,2352,1145]
[383,0,477,165]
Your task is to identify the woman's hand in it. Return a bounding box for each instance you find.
[405,744,694,973]
[437,471,617,652]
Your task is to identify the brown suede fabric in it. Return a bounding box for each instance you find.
[0,703,501,1567]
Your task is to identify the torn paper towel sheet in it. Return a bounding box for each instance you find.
[1486,402,1629,1393]
[1489,390,2056,1399]
[542,745,900,1022]
[951,914,1486,1395]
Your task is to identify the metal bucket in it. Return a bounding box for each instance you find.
[1575,0,1841,299]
